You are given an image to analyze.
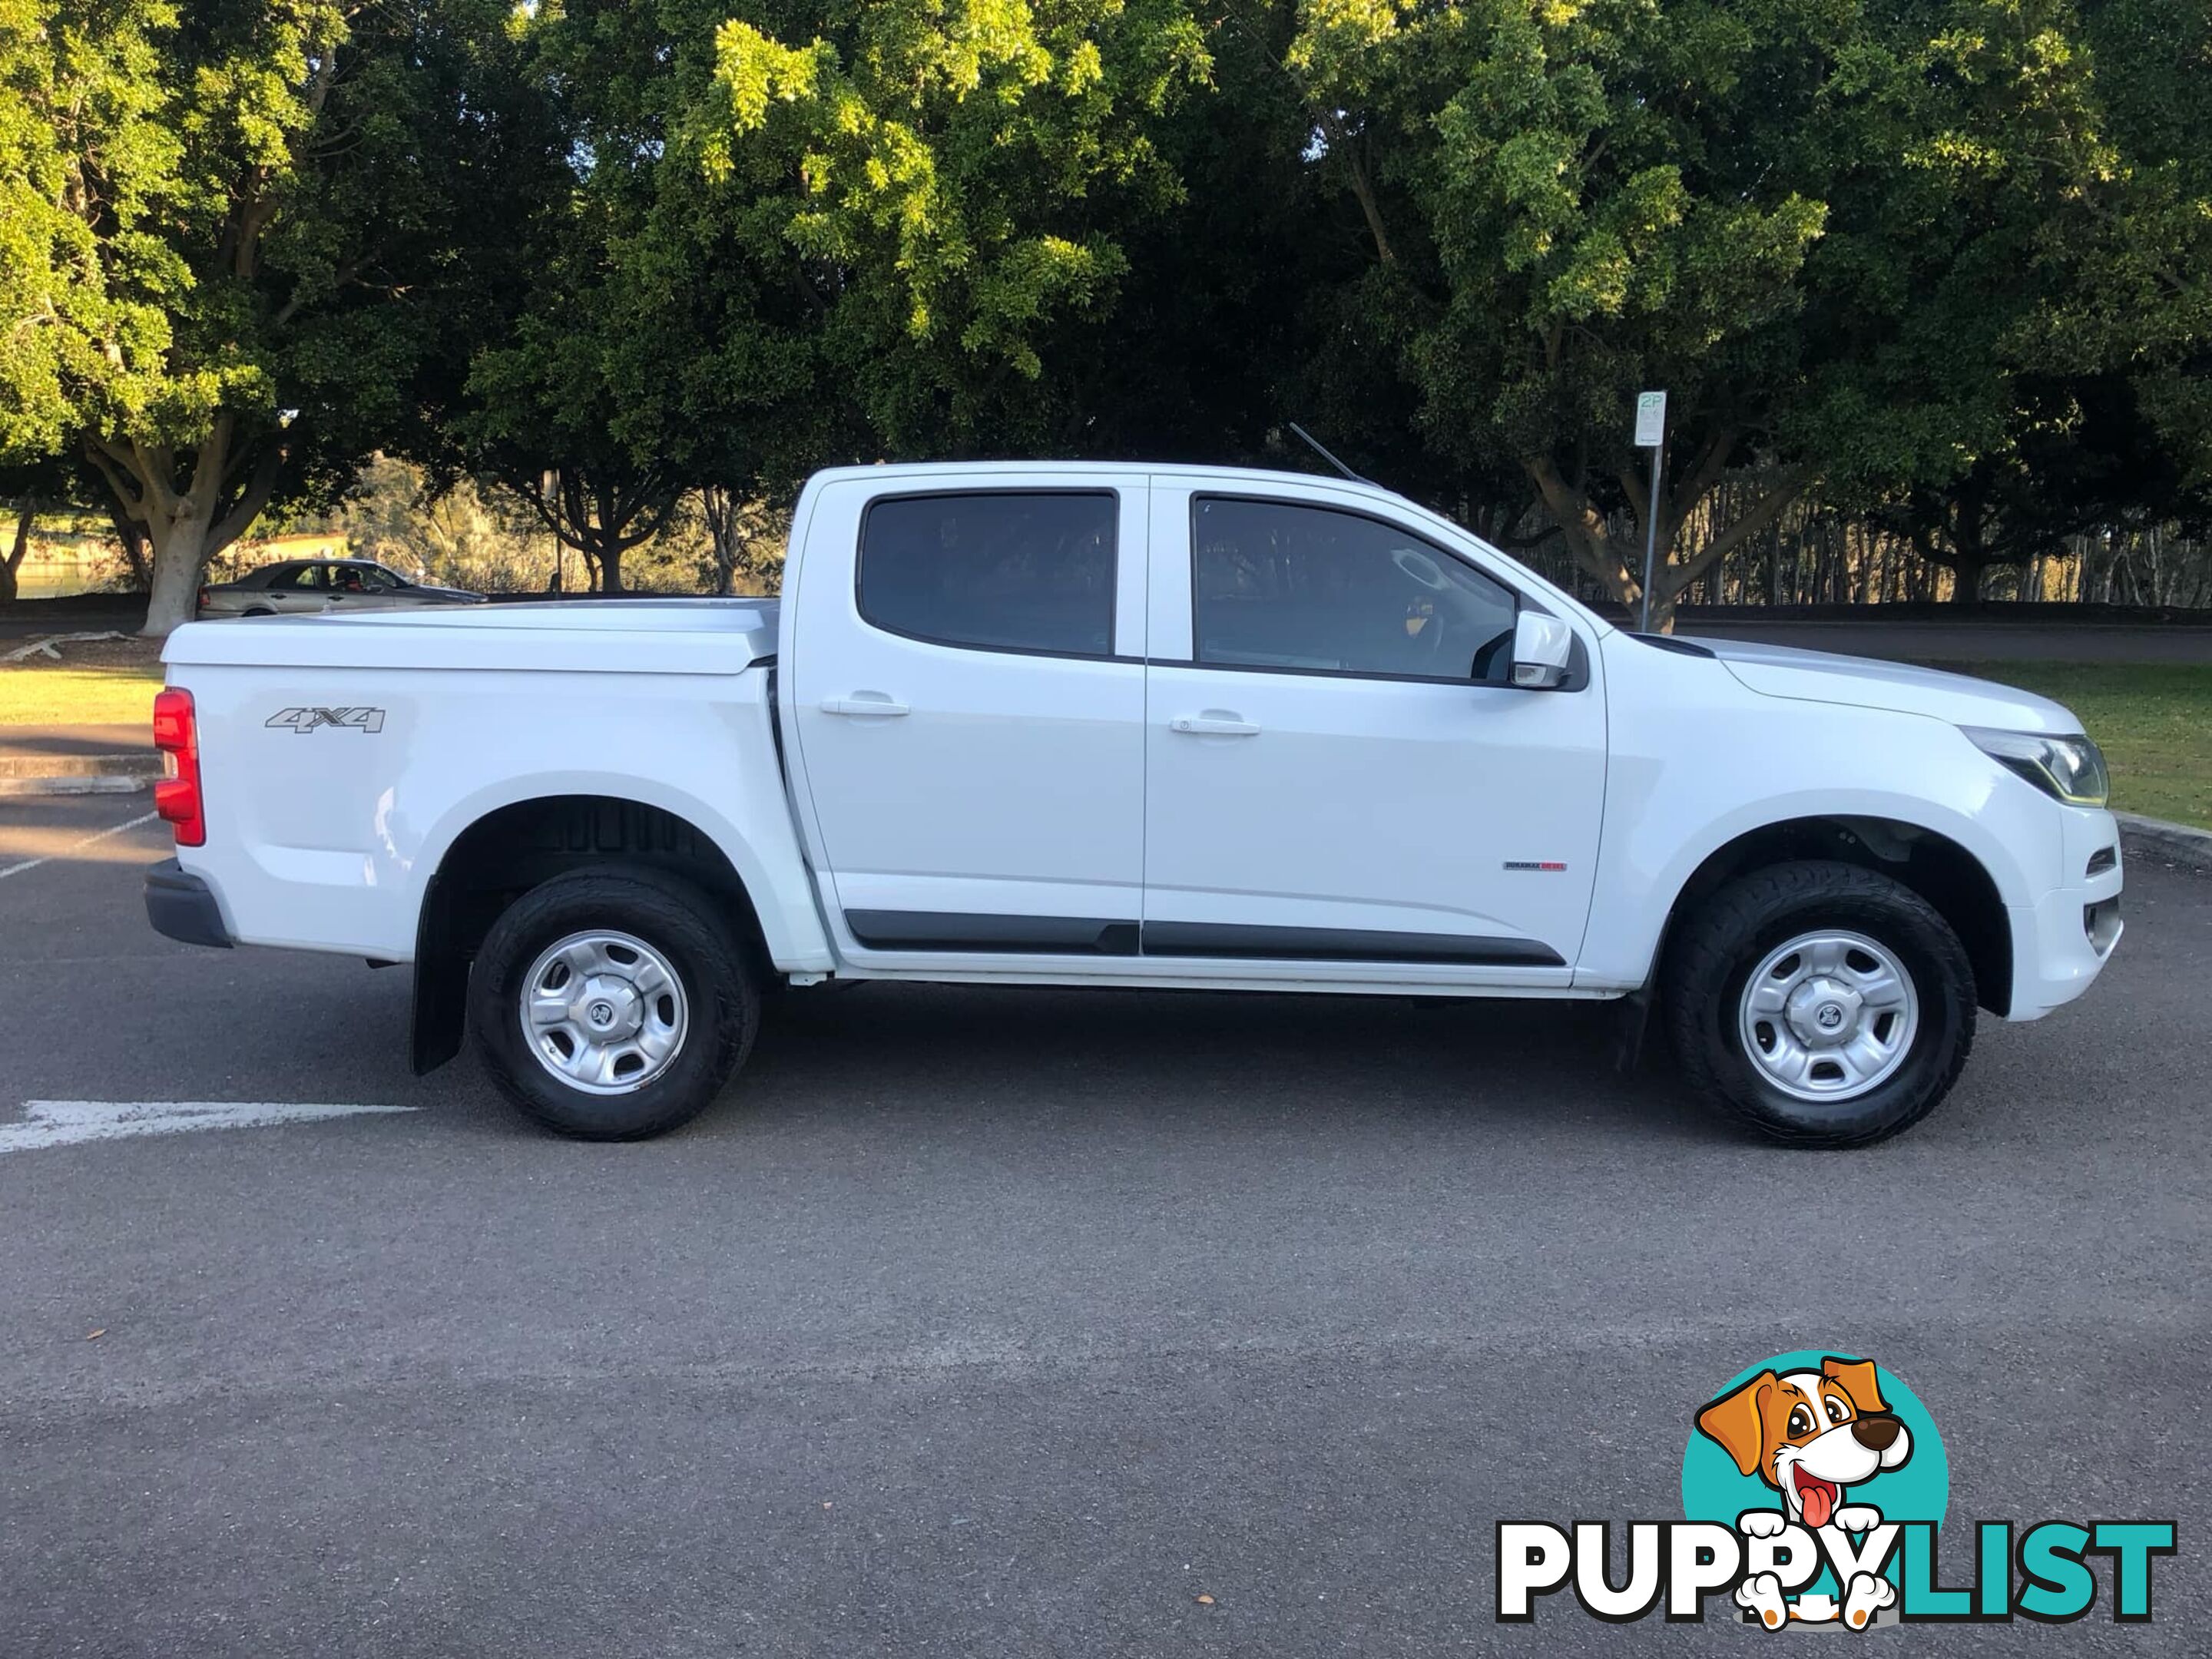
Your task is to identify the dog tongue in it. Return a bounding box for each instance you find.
[1802,1480,1834,1529]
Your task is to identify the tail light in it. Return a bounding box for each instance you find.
[151,687,205,846]
[197,585,210,612]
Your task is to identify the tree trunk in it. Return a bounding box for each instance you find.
[1949,549,1985,607]
[513,466,676,598]
[143,506,218,637]
[1523,444,1806,633]
[82,420,283,637]
[106,503,151,591]
[1522,455,1637,606]
[1641,471,1809,634]
[1,498,32,606]
[702,485,742,597]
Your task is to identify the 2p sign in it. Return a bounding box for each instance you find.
[1635,391,1667,448]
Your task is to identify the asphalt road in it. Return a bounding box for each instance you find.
[1,798,2205,1656]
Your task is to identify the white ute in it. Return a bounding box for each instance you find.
[145,463,2124,1146]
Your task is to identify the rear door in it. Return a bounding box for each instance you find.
[1139,479,1608,983]
[261,563,327,612]
[786,473,1150,965]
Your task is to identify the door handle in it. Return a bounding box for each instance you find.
[821,694,909,717]
[1170,714,1260,736]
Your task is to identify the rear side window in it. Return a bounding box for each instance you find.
[859,492,1117,657]
[267,565,323,591]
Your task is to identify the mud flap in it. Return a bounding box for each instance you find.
[1613,984,1657,1073]
[409,870,467,1075]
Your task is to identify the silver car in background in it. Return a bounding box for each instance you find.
[197,559,486,618]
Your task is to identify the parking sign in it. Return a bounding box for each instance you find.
[1635,390,1667,447]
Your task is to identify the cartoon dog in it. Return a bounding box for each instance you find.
[1696,1356,1912,1630]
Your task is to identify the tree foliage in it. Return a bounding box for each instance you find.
[451,0,1213,591]
[1,0,544,631]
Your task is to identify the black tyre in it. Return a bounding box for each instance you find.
[469,866,759,1139]
[1664,860,1975,1148]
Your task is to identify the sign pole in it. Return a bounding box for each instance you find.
[1634,391,1667,632]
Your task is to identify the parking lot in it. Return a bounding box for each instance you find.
[1,796,2205,1655]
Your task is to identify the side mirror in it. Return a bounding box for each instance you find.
[1509,611,1574,689]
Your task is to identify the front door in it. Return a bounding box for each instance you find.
[1140,485,1607,982]
[786,475,1151,963]
[323,564,399,611]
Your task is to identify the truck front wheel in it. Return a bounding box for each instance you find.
[469,866,759,1139]
[1664,860,1976,1148]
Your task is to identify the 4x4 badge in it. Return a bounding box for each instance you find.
[267,707,386,734]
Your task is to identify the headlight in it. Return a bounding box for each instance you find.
[1962,727,2110,807]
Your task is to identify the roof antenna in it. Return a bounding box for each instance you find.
[1286,422,1369,485]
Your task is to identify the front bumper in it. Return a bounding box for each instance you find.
[2006,816,2123,1020]
[145,858,233,949]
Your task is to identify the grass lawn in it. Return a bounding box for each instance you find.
[1942,661,2212,830]
[0,664,164,727]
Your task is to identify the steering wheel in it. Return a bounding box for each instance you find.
[1393,546,1463,668]
[1470,625,1513,682]
[1390,545,1452,591]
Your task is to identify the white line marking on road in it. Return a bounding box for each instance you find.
[0,1099,418,1154]
[0,810,160,881]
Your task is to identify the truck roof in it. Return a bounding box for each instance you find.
[806,459,1411,505]
[803,459,1614,637]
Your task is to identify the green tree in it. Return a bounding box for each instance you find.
[462,293,688,597]
[1869,376,2188,600]
[1041,2,1381,473]
[2055,0,2212,485]
[1817,1,2212,601]
[0,451,81,604]
[453,1,827,594]
[1277,0,2195,626]
[458,0,1214,570]
[692,0,1211,455]
[1280,0,1863,624]
[0,0,535,634]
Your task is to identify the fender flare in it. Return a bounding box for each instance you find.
[405,776,791,1075]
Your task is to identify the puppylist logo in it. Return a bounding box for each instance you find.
[1498,1351,2175,1628]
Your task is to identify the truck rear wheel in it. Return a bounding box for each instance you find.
[469,866,758,1139]
[1664,860,1975,1148]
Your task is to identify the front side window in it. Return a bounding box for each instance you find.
[1193,498,1518,681]
[859,492,1117,657]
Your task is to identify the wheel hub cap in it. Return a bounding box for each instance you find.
[577,978,641,1039]
[519,931,687,1095]
[1786,977,1865,1047]
[1737,931,1919,1103]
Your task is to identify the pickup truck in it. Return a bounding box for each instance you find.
[144,462,2124,1147]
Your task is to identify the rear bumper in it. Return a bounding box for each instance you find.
[145,858,232,949]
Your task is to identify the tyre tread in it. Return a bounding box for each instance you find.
[1664,859,1975,1148]
[469,865,757,1140]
